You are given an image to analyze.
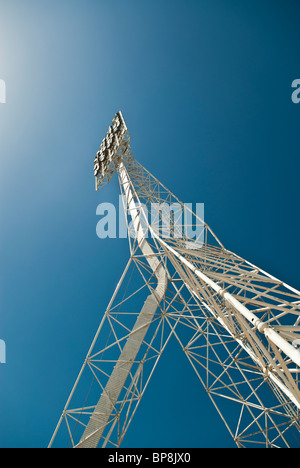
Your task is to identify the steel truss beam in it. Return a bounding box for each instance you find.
[49,124,300,448]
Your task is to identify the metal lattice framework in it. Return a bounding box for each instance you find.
[48,113,300,448]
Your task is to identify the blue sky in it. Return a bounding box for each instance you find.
[0,0,300,448]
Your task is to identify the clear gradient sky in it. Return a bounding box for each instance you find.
[0,0,300,448]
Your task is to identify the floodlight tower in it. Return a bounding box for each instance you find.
[49,112,300,448]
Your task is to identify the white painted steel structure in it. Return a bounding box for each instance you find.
[49,112,300,448]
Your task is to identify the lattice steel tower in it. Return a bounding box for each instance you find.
[49,112,300,448]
